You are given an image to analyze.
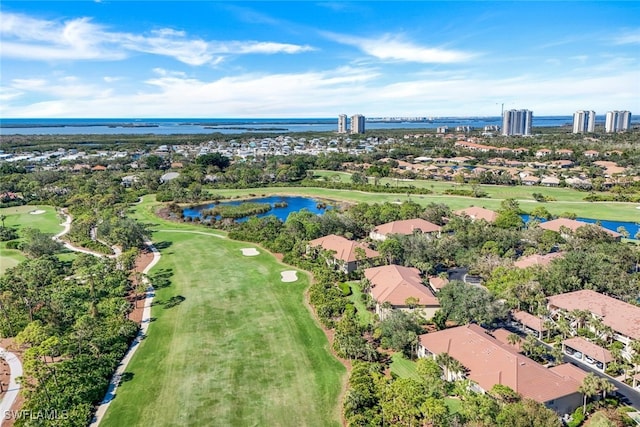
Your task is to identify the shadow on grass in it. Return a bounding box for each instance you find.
[119,372,135,383]
[154,241,173,250]
[149,268,173,289]
[162,295,185,309]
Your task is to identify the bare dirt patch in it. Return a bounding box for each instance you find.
[127,248,155,324]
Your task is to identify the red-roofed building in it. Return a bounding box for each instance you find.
[364,265,440,319]
[538,218,621,240]
[307,234,379,274]
[453,206,498,223]
[562,337,613,371]
[417,324,584,415]
[548,290,640,361]
[369,218,442,241]
[511,310,548,339]
[513,252,565,269]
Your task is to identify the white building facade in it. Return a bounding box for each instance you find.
[502,109,532,136]
[337,114,347,134]
[572,110,596,133]
[605,110,631,133]
[350,114,365,134]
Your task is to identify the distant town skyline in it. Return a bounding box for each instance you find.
[1,2,638,118]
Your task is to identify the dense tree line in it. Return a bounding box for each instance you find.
[0,254,138,426]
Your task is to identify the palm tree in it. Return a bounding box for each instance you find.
[507,333,521,347]
[579,373,599,414]
[556,316,572,339]
[0,214,6,228]
[570,309,591,331]
[448,358,465,381]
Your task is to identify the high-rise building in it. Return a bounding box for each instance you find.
[605,111,631,133]
[337,114,347,133]
[572,110,596,133]
[350,114,365,134]
[502,109,532,136]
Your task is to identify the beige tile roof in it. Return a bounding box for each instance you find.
[372,218,442,236]
[308,234,379,263]
[563,337,614,363]
[419,324,581,403]
[365,265,439,307]
[512,310,547,332]
[549,364,589,384]
[453,206,498,222]
[513,252,565,269]
[548,290,640,340]
[538,218,621,238]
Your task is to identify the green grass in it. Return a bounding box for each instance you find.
[102,197,345,427]
[444,397,462,415]
[208,185,640,222]
[347,281,374,326]
[389,353,420,381]
[0,205,64,274]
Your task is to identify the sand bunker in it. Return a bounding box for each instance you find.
[29,209,46,215]
[241,248,260,256]
[280,270,298,282]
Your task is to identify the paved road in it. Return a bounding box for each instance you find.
[537,339,640,409]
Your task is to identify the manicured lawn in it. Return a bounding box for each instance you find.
[208,186,640,222]
[0,205,64,274]
[347,281,374,326]
[444,397,462,415]
[102,198,345,427]
[389,353,420,381]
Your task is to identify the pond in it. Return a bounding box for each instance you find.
[182,196,332,222]
[521,214,640,238]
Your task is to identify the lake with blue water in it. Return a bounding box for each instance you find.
[521,214,639,238]
[183,196,332,222]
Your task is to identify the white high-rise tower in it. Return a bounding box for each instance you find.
[572,110,596,133]
[502,109,532,136]
[350,114,365,134]
[337,114,347,133]
[605,111,631,133]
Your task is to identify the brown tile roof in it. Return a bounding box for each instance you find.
[492,328,523,352]
[428,276,449,291]
[548,290,640,340]
[549,363,589,385]
[453,206,498,222]
[512,310,547,332]
[538,218,622,238]
[563,337,614,363]
[513,252,565,269]
[372,218,442,236]
[418,324,580,403]
[365,265,439,307]
[308,234,379,263]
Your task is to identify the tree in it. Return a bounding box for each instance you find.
[18,228,62,258]
[145,154,166,170]
[579,373,599,414]
[380,378,429,426]
[195,153,230,170]
[378,311,422,357]
[377,238,403,265]
[491,384,521,403]
[0,214,6,228]
[420,396,449,427]
[496,398,561,427]
[351,172,368,185]
[507,333,521,347]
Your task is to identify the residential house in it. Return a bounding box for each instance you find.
[369,218,442,241]
[535,148,552,158]
[547,290,640,362]
[538,218,622,240]
[541,176,561,187]
[417,324,584,415]
[513,252,565,269]
[307,234,379,274]
[427,276,449,293]
[453,206,498,223]
[364,265,440,320]
[511,310,548,339]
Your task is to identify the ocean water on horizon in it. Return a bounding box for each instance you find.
[0,115,635,135]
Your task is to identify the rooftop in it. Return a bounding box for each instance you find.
[372,218,442,236]
[308,234,379,263]
[563,337,614,363]
[419,324,581,403]
[365,265,439,307]
[453,206,498,223]
[548,290,640,340]
[538,218,622,238]
[513,252,565,269]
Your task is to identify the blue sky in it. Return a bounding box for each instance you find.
[1,1,638,118]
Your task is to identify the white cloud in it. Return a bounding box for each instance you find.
[3,64,637,118]
[612,29,640,45]
[324,32,475,63]
[0,12,315,65]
